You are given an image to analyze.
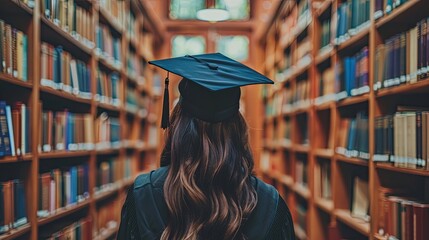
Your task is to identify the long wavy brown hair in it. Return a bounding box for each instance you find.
[159,102,257,240]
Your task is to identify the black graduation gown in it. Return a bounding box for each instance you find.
[117,167,295,240]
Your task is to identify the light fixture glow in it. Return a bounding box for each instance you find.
[197,8,230,22]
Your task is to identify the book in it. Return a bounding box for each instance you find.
[95,113,121,150]
[41,217,92,239]
[351,176,369,221]
[335,0,370,45]
[96,24,122,66]
[0,20,28,80]
[37,164,89,218]
[40,109,94,152]
[336,111,369,159]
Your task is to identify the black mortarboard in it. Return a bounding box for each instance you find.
[149,53,273,128]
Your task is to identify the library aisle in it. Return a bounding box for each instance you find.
[0,0,428,240]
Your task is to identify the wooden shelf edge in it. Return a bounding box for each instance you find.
[315,148,334,158]
[375,163,429,177]
[334,209,370,236]
[293,184,311,200]
[40,17,93,55]
[0,73,32,89]
[336,154,369,167]
[293,144,310,154]
[314,0,332,17]
[375,78,429,98]
[98,7,124,34]
[294,225,307,240]
[39,86,92,105]
[0,154,33,163]
[37,200,90,226]
[0,223,31,240]
[39,151,91,159]
[375,0,420,29]
[94,225,119,240]
[315,197,334,213]
[337,26,370,52]
[336,94,369,108]
[94,186,120,202]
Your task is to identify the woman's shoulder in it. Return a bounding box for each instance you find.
[252,176,279,201]
[134,166,169,191]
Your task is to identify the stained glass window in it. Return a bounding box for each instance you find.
[170,0,206,19]
[216,35,249,61]
[172,35,206,57]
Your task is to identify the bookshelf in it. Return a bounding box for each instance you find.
[0,0,164,239]
[260,0,429,239]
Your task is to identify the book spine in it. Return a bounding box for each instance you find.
[0,20,4,73]
[416,112,422,168]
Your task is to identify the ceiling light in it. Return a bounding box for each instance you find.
[197,8,230,22]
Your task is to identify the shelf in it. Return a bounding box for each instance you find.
[97,55,122,73]
[271,171,294,187]
[0,223,31,240]
[96,148,120,156]
[376,163,429,177]
[39,151,91,159]
[40,17,93,57]
[314,97,335,111]
[337,26,370,53]
[315,45,334,65]
[0,154,33,164]
[375,0,428,36]
[314,0,332,17]
[121,178,134,189]
[315,197,334,213]
[96,101,121,114]
[293,183,311,200]
[375,78,429,98]
[314,148,334,159]
[40,86,92,106]
[38,200,90,226]
[279,140,292,150]
[99,7,124,35]
[94,185,120,202]
[1,0,33,17]
[293,144,310,154]
[334,209,370,236]
[294,225,307,240]
[336,154,369,167]
[0,73,32,89]
[94,226,119,240]
[336,94,369,108]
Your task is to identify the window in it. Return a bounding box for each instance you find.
[170,0,205,19]
[170,0,250,20]
[216,0,249,20]
[216,35,249,61]
[172,35,206,57]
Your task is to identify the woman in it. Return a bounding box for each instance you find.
[118,53,295,240]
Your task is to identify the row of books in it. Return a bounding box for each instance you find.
[41,42,92,98]
[316,67,336,104]
[378,188,428,240]
[99,0,127,28]
[374,0,409,20]
[40,110,93,152]
[350,176,370,221]
[319,17,332,51]
[18,0,34,8]
[296,159,308,188]
[95,112,120,150]
[0,101,31,157]
[96,157,121,192]
[374,110,429,169]
[42,218,92,239]
[127,50,146,84]
[336,112,370,160]
[292,79,310,107]
[37,164,90,218]
[0,20,28,81]
[126,11,137,40]
[0,179,27,234]
[335,0,370,45]
[336,47,370,100]
[296,36,311,64]
[95,69,121,107]
[96,24,122,69]
[296,202,307,233]
[374,18,429,91]
[275,50,292,82]
[96,199,120,237]
[41,0,94,48]
[315,161,331,200]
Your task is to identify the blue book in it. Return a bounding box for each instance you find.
[22,35,28,81]
[70,167,77,204]
[5,105,15,156]
[347,118,357,151]
[13,179,27,227]
[349,56,356,91]
[344,58,351,96]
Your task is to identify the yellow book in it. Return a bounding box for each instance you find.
[16,31,23,80]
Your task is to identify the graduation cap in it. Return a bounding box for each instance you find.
[149,53,274,129]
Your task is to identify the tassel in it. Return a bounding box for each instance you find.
[161,73,170,129]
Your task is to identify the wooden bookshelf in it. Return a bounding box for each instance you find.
[0,0,164,239]
[259,0,429,239]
